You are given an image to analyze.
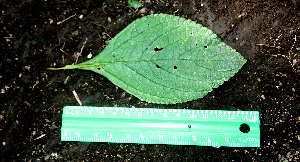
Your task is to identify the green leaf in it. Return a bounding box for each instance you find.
[49,14,247,104]
[127,0,142,9]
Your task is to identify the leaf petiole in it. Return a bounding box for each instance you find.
[47,65,82,70]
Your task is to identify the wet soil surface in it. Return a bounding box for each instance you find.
[1,0,300,161]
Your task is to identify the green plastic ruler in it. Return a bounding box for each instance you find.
[61,106,260,147]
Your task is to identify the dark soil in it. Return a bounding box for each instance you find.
[1,0,299,161]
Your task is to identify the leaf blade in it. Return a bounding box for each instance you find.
[66,14,247,104]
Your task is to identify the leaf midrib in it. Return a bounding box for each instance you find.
[81,58,244,66]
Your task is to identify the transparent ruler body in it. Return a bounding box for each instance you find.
[61,106,260,147]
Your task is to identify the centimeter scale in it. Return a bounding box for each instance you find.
[61,106,260,147]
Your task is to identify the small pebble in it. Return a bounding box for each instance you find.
[139,8,147,14]
[87,53,92,58]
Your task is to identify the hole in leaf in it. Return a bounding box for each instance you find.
[156,64,161,69]
[154,47,163,52]
[195,44,198,46]
[173,65,177,69]
[97,66,104,71]
[204,45,208,48]
[239,123,250,133]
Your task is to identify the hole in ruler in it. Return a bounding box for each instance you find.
[188,125,191,128]
[239,123,250,133]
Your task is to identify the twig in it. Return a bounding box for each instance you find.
[60,41,69,55]
[75,38,88,64]
[72,90,82,106]
[272,34,299,74]
[32,81,39,90]
[57,14,76,25]
[287,35,298,73]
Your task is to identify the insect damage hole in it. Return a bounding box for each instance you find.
[97,66,104,71]
[173,65,177,69]
[204,45,208,48]
[156,64,161,69]
[154,47,163,52]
